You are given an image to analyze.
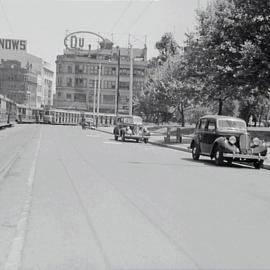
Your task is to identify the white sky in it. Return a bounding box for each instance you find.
[0,0,208,68]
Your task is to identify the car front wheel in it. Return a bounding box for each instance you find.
[114,135,118,141]
[192,143,200,160]
[122,133,125,142]
[254,160,263,169]
[214,146,224,166]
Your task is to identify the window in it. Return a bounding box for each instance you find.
[67,66,73,73]
[119,81,129,89]
[207,120,216,131]
[120,68,130,76]
[66,93,72,99]
[57,92,61,97]
[89,79,95,88]
[75,64,84,74]
[133,68,145,77]
[103,95,115,104]
[103,67,116,75]
[75,78,87,88]
[57,77,62,87]
[74,93,86,102]
[199,119,207,130]
[89,65,98,75]
[66,77,72,87]
[103,80,116,89]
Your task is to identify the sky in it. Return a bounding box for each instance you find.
[0,0,209,69]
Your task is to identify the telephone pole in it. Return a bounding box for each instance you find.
[116,47,120,117]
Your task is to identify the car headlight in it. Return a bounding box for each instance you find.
[253,137,261,146]
[229,136,236,145]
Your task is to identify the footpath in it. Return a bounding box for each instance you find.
[96,126,270,171]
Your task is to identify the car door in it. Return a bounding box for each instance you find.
[204,119,217,154]
[198,118,208,153]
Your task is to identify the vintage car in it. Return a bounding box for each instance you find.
[113,115,150,143]
[190,115,267,169]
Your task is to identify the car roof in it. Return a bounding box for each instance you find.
[200,115,245,122]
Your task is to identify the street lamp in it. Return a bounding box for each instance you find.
[116,47,120,117]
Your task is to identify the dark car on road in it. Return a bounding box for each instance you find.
[190,115,267,169]
[113,115,150,143]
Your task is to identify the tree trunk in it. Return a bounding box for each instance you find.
[178,104,185,127]
[218,99,223,115]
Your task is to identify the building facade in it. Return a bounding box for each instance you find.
[0,38,54,107]
[54,34,147,115]
[0,60,38,106]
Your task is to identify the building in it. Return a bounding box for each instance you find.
[54,32,147,115]
[0,38,54,107]
[0,59,37,106]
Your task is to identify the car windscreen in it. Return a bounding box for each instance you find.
[217,119,246,131]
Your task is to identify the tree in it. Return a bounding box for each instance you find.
[155,32,180,63]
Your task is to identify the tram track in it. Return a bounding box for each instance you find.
[58,129,201,269]
[0,126,40,186]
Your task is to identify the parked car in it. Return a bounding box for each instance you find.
[190,115,267,169]
[113,115,150,143]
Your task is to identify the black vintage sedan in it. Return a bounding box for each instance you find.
[190,115,267,169]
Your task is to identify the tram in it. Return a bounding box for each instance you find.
[0,94,17,127]
[43,108,81,125]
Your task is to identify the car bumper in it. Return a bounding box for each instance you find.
[223,153,267,160]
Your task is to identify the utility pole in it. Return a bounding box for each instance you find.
[93,76,97,120]
[129,44,133,116]
[116,47,120,117]
[96,63,101,127]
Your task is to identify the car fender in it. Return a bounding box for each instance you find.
[113,127,120,135]
[190,136,199,149]
[210,137,227,157]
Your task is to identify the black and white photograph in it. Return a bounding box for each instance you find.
[0,0,270,269]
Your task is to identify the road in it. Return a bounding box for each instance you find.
[0,124,270,270]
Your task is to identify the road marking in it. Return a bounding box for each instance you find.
[103,141,122,144]
[86,134,100,138]
[4,128,42,270]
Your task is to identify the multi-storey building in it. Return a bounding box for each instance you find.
[0,60,37,106]
[54,35,147,115]
[0,38,54,107]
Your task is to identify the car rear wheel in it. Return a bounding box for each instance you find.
[122,133,125,142]
[254,160,263,169]
[114,135,118,141]
[144,138,148,143]
[214,146,224,166]
[192,143,200,160]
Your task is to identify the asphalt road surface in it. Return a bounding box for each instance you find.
[0,124,270,270]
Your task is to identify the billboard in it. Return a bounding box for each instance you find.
[0,38,27,51]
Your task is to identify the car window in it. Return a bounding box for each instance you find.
[199,119,207,130]
[207,120,216,131]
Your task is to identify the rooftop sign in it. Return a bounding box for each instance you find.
[64,31,106,51]
[0,38,27,51]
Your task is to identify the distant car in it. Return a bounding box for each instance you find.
[113,115,150,143]
[190,115,267,169]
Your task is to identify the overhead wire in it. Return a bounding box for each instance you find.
[0,0,14,35]
[110,0,133,34]
[114,0,154,45]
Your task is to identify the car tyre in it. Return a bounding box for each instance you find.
[136,139,139,143]
[122,133,125,142]
[254,160,263,169]
[144,138,148,143]
[114,135,118,141]
[192,143,200,160]
[214,146,224,166]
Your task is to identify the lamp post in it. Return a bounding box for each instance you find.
[116,47,120,117]
[96,62,101,127]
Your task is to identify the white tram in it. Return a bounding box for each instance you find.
[43,108,81,125]
[0,94,17,127]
